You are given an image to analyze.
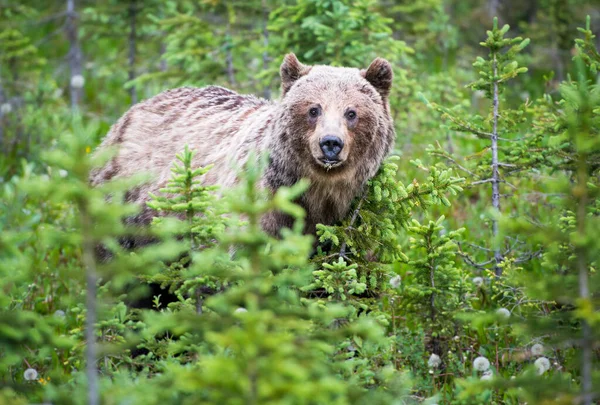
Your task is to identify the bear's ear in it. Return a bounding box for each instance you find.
[280,53,311,96]
[361,58,393,99]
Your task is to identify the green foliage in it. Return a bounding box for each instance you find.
[575,16,600,73]
[143,146,227,306]
[269,0,411,67]
[399,216,466,336]
[423,17,531,278]
[2,2,600,404]
[148,146,224,247]
[496,49,600,403]
[134,4,224,88]
[307,258,366,301]
[313,157,463,300]
[470,18,530,98]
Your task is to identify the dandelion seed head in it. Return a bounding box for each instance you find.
[473,356,490,372]
[480,370,493,381]
[472,277,484,287]
[496,307,511,318]
[534,357,550,375]
[390,275,402,289]
[0,103,12,115]
[24,368,38,381]
[531,343,544,356]
[428,353,441,368]
[70,75,85,89]
[54,310,66,318]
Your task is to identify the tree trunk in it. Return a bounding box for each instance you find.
[128,0,138,105]
[225,22,236,87]
[79,201,99,405]
[488,0,500,20]
[576,142,592,405]
[491,54,503,276]
[261,0,271,100]
[159,42,167,72]
[0,64,5,148]
[66,0,83,110]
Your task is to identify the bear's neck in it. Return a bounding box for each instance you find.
[264,142,365,234]
[300,176,363,234]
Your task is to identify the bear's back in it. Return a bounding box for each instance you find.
[91,86,276,205]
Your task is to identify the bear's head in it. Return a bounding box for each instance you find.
[277,53,395,184]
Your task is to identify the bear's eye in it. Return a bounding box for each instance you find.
[346,110,357,120]
[309,107,320,118]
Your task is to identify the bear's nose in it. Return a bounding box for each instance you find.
[319,135,344,160]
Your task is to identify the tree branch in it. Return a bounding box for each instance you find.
[339,193,365,259]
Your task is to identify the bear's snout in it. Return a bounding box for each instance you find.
[319,135,344,161]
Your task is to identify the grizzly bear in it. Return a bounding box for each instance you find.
[90,53,395,237]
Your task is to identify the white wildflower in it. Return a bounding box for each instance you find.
[70,75,85,89]
[59,169,68,178]
[453,335,460,342]
[390,275,401,289]
[534,357,550,375]
[496,307,511,318]
[54,310,66,318]
[0,103,11,115]
[480,370,493,381]
[472,277,484,287]
[428,353,441,368]
[473,356,490,372]
[234,307,247,314]
[531,343,544,356]
[24,368,38,381]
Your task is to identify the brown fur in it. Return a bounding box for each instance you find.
[90,54,395,236]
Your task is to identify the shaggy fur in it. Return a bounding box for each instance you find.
[90,54,395,236]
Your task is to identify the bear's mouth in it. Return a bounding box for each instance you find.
[317,158,344,171]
